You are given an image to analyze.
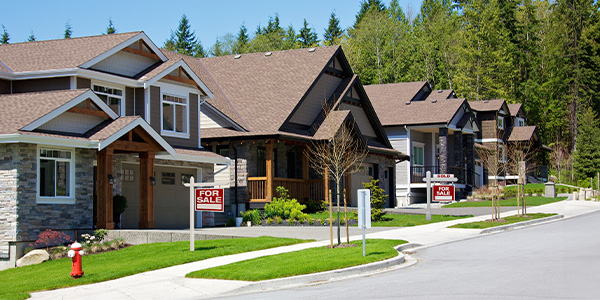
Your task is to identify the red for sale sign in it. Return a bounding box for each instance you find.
[195,188,224,212]
[433,185,454,202]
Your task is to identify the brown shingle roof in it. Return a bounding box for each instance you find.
[174,147,226,159]
[86,116,139,141]
[198,46,340,134]
[0,89,89,134]
[313,110,351,140]
[468,99,506,112]
[425,89,455,101]
[364,82,439,126]
[507,103,523,116]
[508,126,537,142]
[0,32,141,73]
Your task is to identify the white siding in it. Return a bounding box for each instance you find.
[214,164,231,188]
[390,138,409,185]
[340,103,376,137]
[38,112,106,134]
[91,50,158,77]
[289,74,342,125]
[200,110,230,129]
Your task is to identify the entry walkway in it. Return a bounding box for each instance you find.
[30,199,600,300]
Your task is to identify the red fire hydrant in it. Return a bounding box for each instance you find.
[67,242,85,279]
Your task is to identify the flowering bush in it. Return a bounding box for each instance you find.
[30,229,73,250]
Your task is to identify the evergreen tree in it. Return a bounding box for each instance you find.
[387,0,415,83]
[323,12,343,46]
[282,25,298,49]
[106,18,116,34]
[574,107,600,180]
[164,14,205,57]
[234,24,249,54]
[298,19,318,47]
[1,25,9,44]
[210,38,226,56]
[249,14,285,52]
[64,22,72,38]
[354,0,386,26]
[27,31,36,42]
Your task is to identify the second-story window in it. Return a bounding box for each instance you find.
[93,85,122,115]
[497,116,504,130]
[162,93,188,135]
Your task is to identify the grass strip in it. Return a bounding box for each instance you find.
[307,212,471,227]
[187,239,406,281]
[0,236,307,300]
[443,196,566,208]
[449,213,557,229]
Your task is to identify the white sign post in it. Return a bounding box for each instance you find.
[358,189,371,257]
[423,172,458,220]
[185,177,228,252]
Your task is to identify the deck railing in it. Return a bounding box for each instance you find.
[411,166,466,183]
[247,177,325,202]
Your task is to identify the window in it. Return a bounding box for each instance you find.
[216,145,230,158]
[412,143,424,166]
[516,117,525,127]
[93,85,123,115]
[38,148,74,200]
[181,173,193,185]
[161,172,175,185]
[498,116,504,130]
[161,93,188,135]
[122,169,135,182]
[499,144,506,163]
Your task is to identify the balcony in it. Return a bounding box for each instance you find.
[248,177,325,202]
[411,165,466,183]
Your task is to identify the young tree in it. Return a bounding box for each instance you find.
[27,31,36,42]
[323,12,343,46]
[106,18,116,34]
[64,22,72,38]
[1,25,10,44]
[298,19,318,47]
[164,14,205,57]
[475,141,504,222]
[506,140,537,216]
[308,104,367,247]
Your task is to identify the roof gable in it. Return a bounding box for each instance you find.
[364,81,432,126]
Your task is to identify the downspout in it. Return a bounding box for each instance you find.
[229,138,242,215]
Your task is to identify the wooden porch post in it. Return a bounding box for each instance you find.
[266,140,274,202]
[96,148,114,229]
[139,151,155,228]
[302,148,309,201]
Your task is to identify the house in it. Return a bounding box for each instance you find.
[365,82,479,206]
[0,32,231,257]
[188,46,406,210]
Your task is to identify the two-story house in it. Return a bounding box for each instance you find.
[365,82,479,206]
[0,32,231,257]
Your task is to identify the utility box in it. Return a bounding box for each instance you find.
[544,182,556,198]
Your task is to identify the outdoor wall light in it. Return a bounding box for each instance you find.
[108,174,115,185]
[149,176,156,186]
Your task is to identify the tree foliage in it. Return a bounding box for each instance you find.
[164,14,205,57]
[1,25,9,44]
[64,22,72,39]
[323,12,343,46]
[106,18,116,34]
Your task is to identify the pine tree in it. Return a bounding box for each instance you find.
[1,25,9,44]
[210,38,226,56]
[354,0,386,26]
[323,12,343,46]
[106,18,116,34]
[234,25,249,54]
[574,107,600,180]
[164,14,205,57]
[298,19,318,47]
[283,25,298,49]
[64,22,72,38]
[27,31,36,42]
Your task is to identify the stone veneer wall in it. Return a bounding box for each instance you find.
[0,144,95,245]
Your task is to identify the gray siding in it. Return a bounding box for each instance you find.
[150,86,161,133]
[289,74,342,126]
[125,87,135,116]
[134,88,145,118]
[390,138,409,185]
[150,86,199,148]
[0,79,10,94]
[76,77,91,89]
[12,77,70,93]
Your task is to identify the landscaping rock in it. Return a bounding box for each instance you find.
[16,249,49,267]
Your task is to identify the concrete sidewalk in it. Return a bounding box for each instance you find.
[29,199,600,300]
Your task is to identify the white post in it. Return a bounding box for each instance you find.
[362,190,366,257]
[190,176,195,252]
[426,171,432,221]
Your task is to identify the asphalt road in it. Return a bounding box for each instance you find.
[218,210,600,300]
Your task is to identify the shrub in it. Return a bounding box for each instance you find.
[266,218,273,225]
[502,189,517,199]
[226,217,236,227]
[94,229,109,242]
[305,199,327,213]
[241,209,261,225]
[362,177,388,221]
[30,229,73,250]
[264,186,310,221]
[308,218,315,225]
[535,188,544,195]
[275,216,283,224]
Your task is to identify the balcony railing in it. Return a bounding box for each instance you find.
[411,166,466,183]
[248,177,325,202]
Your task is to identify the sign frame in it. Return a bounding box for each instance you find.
[195,188,225,212]
[433,184,455,202]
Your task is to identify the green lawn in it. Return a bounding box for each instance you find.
[443,196,566,208]
[187,239,406,281]
[504,183,574,194]
[449,213,557,229]
[307,212,470,227]
[0,237,307,300]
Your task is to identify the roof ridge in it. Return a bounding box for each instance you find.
[0,88,89,98]
[0,31,142,47]
[199,45,341,61]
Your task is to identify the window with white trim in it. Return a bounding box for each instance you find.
[93,85,123,115]
[515,117,525,127]
[497,116,504,130]
[38,148,74,199]
[161,93,188,135]
[412,142,425,166]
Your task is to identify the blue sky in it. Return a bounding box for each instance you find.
[2,0,423,49]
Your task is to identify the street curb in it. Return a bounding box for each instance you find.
[479,214,564,234]
[228,242,419,294]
